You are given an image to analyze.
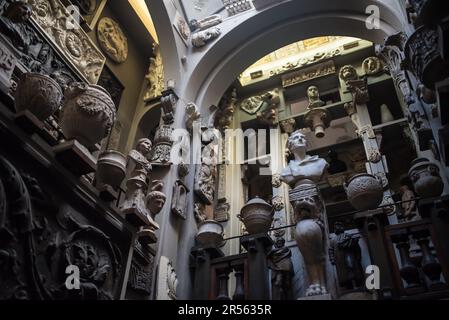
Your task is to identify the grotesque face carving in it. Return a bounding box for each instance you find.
[275,237,286,249]
[287,131,307,153]
[137,138,152,156]
[339,65,358,82]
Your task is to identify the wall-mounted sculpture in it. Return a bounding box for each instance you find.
[329,222,364,290]
[185,102,201,132]
[281,131,330,297]
[140,180,167,242]
[157,256,178,300]
[97,17,128,64]
[304,86,331,138]
[0,38,17,92]
[268,237,293,300]
[192,27,221,48]
[0,155,124,300]
[307,85,325,109]
[363,56,383,76]
[222,0,252,16]
[279,118,296,134]
[172,179,189,220]
[144,43,164,102]
[121,138,153,225]
[282,61,336,88]
[150,125,174,166]
[27,0,106,83]
[190,14,222,31]
[214,88,237,130]
[194,130,218,204]
[271,195,285,212]
[0,1,78,88]
[240,89,280,115]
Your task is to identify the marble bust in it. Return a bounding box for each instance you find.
[281,131,328,189]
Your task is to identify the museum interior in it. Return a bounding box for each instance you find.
[1,0,449,301]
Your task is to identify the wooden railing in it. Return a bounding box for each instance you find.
[209,254,248,300]
[384,219,449,299]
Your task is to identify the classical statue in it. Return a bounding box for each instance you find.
[281,130,329,297]
[399,184,417,221]
[121,138,153,223]
[145,180,167,232]
[268,237,293,300]
[329,222,364,290]
[307,85,325,109]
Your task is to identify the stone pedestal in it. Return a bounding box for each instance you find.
[190,246,225,300]
[241,234,273,300]
[53,140,97,176]
[354,209,395,299]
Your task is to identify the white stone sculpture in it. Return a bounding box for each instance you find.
[157,256,178,300]
[281,130,330,297]
[191,27,221,48]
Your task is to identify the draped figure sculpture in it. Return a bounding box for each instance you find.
[281,130,329,297]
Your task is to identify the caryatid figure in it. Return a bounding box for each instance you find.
[281,130,330,297]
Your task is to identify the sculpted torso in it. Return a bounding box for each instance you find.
[281,156,328,188]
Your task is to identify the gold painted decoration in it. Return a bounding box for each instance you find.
[97,17,128,64]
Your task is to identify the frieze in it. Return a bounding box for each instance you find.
[27,0,106,83]
[282,60,336,88]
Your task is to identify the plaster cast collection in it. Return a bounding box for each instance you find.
[1,0,449,302]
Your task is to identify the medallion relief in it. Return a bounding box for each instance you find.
[97,17,128,64]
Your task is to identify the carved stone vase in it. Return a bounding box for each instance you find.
[408,158,444,198]
[96,150,127,189]
[196,220,224,247]
[344,174,384,211]
[60,83,116,148]
[238,197,274,234]
[404,26,449,88]
[14,73,63,121]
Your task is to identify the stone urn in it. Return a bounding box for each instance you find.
[196,220,224,247]
[238,197,274,234]
[14,73,63,121]
[344,174,384,211]
[408,158,444,198]
[96,150,127,189]
[60,83,116,148]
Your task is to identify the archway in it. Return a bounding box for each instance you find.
[179,0,405,109]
